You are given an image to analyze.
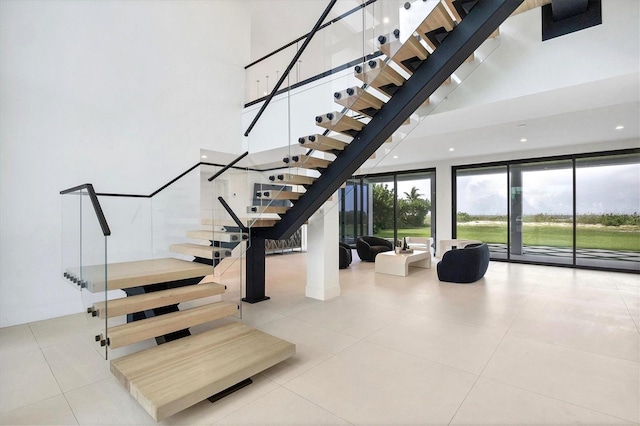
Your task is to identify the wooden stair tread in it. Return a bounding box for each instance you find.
[110,322,295,421]
[72,258,212,292]
[414,1,455,49]
[284,155,332,170]
[248,205,290,214]
[354,58,405,96]
[91,282,225,319]
[185,230,246,242]
[200,217,278,228]
[333,87,385,117]
[298,134,348,152]
[257,190,303,200]
[315,112,364,136]
[105,301,238,349]
[270,173,316,186]
[379,33,429,75]
[170,243,232,260]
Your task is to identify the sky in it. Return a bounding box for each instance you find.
[457,163,640,215]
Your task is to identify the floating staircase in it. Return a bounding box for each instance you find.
[63,0,557,421]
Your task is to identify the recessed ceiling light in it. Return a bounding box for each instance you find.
[201,155,207,159]
[615,125,624,130]
[520,138,527,142]
[449,148,454,152]
[383,17,389,24]
[518,124,527,128]
[393,155,398,159]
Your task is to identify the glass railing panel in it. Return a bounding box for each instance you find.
[60,188,109,360]
[206,162,248,317]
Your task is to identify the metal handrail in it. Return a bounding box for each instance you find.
[244,0,337,137]
[59,183,111,236]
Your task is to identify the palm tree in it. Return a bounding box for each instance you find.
[403,186,423,201]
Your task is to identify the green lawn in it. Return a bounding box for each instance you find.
[375,224,640,252]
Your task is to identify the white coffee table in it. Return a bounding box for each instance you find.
[375,250,431,277]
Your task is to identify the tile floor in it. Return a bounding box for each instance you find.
[1,252,639,425]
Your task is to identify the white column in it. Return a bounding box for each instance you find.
[305,198,340,300]
[436,164,453,257]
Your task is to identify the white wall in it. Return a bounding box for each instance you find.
[0,0,250,327]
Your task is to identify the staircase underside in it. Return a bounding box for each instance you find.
[253,0,524,241]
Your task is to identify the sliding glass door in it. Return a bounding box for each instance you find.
[340,169,436,246]
[453,150,640,272]
[456,166,508,259]
[576,153,640,270]
[509,160,573,265]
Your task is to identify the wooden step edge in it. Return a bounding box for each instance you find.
[170,243,233,260]
[283,155,332,170]
[333,87,385,116]
[141,335,295,421]
[247,205,290,214]
[78,258,213,292]
[110,322,255,388]
[269,173,316,186]
[111,323,295,421]
[355,58,406,88]
[200,217,278,228]
[257,190,303,200]
[415,2,455,37]
[315,111,365,133]
[298,134,348,152]
[185,230,245,242]
[105,302,239,349]
[91,282,226,319]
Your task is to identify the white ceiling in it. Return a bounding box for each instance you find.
[363,72,640,172]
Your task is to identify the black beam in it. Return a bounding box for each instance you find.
[254,0,524,241]
[243,235,270,303]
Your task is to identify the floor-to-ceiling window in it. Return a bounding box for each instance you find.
[453,149,640,272]
[339,169,436,247]
[575,153,640,270]
[455,166,508,259]
[510,159,574,265]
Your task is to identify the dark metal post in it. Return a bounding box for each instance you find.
[243,235,270,303]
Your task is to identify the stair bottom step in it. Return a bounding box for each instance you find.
[110,322,295,421]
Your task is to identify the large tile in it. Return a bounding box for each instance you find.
[482,335,640,423]
[215,387,349,425]
[29,313,91,349]
[291,296,403,339]
[451,377,634,424]
[0,349,62,413]
[0,324,39,359]
[64,377,156,425]
[158,374,279,425]
[285,340,477,425]
[412,293,525,334]
[0,394,77,425]
[257,316,358,384]
[42,339,112,392]
[366,313,504,374]
[509,294,640,361]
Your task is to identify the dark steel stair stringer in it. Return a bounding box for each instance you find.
[254,0,524,242]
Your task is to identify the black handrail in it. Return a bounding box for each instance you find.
[94,152,252,198]
[218,197,248,233]
[60,183,111,236]
[208,151,249,182]
[245,0,377,70]
[244,0,337,137]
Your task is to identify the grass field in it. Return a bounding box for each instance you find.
[374,224,640,252]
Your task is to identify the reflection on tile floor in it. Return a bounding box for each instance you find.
[0,252,638,425]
